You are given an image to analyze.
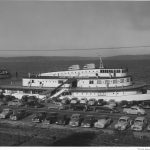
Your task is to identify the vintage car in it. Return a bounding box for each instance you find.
[0,108,13,119]
[87,99,96,106]
[48,102,65,110]
[43,112,58,125]
[93,106,120,113]
[10,110,27,121]
[55,114,70,125]
[123,106,146,115]
[131,117,148,131]
[146,124,150,131]
[139,100,150,109]
[32,112,46,123]
[107,99,117,107]
[8,99,24,107]
[69,114,82,127]
[94,116,112,128]
[114,116,132,131]
[0,101,7,106]
[71,104,88,112]
[81,115,96,128]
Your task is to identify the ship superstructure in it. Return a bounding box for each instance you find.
[21,57,150,102]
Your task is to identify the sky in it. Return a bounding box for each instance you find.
[0,1,150,57]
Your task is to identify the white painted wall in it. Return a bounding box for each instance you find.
[77,77,132,88]
[22,78,70,88]
[40,69,127,78]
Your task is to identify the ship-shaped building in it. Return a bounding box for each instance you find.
[21,57,150,102]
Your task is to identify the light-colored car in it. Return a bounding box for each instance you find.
[114,116,132,131]
[80,99,87,105]
[69,114,82,127]
[88,99,96,106]
[0,108,13,119]
[131,117,148,131]
[70,99,78,105]
[8,99,23,107]
[108,99,117,107]
[123,106,146,115]
[48,102,65,110]
[94,116,112,128]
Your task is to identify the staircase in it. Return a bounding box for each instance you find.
[50,88,68,98]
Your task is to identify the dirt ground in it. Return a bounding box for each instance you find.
[0,122,150,146]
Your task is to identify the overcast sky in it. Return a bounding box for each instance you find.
[0,1,150,57]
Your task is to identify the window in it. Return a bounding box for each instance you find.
[120,79,124,83]
[97,80,102,84]
[58,80,63,84]
[32,80,34,83]
[89,80,94,84]
[113,79,117,84]
[127,78,130,82]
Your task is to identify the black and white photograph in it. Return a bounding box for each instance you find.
[0,0,150,147]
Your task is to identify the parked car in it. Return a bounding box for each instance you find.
[88,99,96,106]
[26,101,44,108]
[114,116,133,131]
[48,102,65,110]
[2,95,15,102]
[96,99,106,106]
[10,110,27,121]
[0,108,13,119]
[0,101,7,106]
[55,114,70,125]
[94,116,112,128]
[32,112,46,123]
[70,99,79,105]
[43,112,58,125]
[108,99,117,107]
[71,104,88,112]
[81,115,96,128]
[139,100,150,109]
[8,99,24,107]
[123,106,146,115]
[131,117,148,131]
[69,114,82,127]
[61,98,70,105]
[120,101,133,108]
[92,106,119,113]
[146,124,150,131]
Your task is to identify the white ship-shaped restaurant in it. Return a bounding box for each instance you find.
[22,57,150,102]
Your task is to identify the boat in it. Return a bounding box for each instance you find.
[19,57,150,102]
[0,69,11,79]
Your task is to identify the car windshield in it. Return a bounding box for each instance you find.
[119,119,127,123]
[135,119,143,124]
[3,109,9,113]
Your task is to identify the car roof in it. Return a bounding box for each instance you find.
[135,116,145,120]
[119,116,130,120]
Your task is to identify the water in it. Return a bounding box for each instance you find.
[0,58,150,85]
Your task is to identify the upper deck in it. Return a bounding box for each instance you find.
[40,68,128,78]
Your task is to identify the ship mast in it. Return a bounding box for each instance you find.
[99,56,104,68]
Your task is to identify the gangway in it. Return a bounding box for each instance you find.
[44,78,77,99]
[50,88,68,98]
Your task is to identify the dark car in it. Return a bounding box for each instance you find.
[81,115,96,128]
[55,114,70,125]
[93,106,120,113]
[10,110,27,121]
[43,112,58,125]
[139,100,150,109]
[32,112,46,123]
[71,104,88,112]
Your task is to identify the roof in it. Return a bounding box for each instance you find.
[119,116,130,120]
[135,117,145,120]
